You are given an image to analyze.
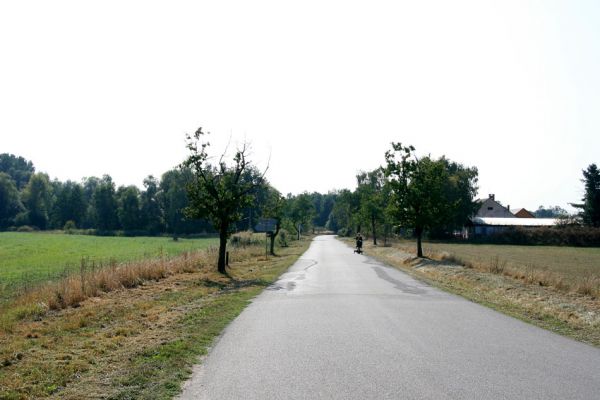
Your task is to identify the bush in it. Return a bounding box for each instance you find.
[229,231,263,247]
[337,227,350,237]
[278,229,289,247]
[63,220,77,232]
[14,212,29,227]
[16,225,36,232]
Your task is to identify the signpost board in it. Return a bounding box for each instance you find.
[254,218,277,233]
[254,218,278,259]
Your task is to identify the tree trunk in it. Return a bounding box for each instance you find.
[296,224,301,240]
[270,221,280,256]
[217,224,228,274]
[415,226,424,258]
[383,224,388,247]
[371,214,377,246]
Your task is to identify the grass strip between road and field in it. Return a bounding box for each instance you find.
[0,236,311,399]
[350,238,600,348]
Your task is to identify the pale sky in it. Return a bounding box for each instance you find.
[1,1,599,212]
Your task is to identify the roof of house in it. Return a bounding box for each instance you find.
[475,197,514,218]
[510,208,535,218]
[470,217,558,226]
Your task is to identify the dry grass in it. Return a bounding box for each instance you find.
[0,248,220,334]
[391,240,600,298]
[0,236,311,399]
[0,232,280,334]
[358,239,600,347]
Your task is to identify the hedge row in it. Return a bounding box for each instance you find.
[471,226,600,247]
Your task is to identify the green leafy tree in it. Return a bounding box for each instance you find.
[92,175,119,230]
[327,189,359,235]
[286,192,316,240]
[160,168,213,237]
[182,127,266,274]
[140,176,163,234]
[21,173,52,229]
[0,172,24,228]
[67,183,87,228]
[427,158,479,239]
[81,177,101,228]
[160,169,189,237]
[117,185,142,231]
[384,143,478,257]
[260,186,285,255]
[534,205,568,218]
[573,163,600,227]
[356,168,388,245]
[236,174,272,232]
[0,153,35,190]
[49,180,87,229]
[308,192,338,232]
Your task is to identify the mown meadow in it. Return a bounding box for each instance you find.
[0,232,218,301]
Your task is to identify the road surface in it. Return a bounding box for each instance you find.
[179,235,600,399]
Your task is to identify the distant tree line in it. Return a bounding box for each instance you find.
[0,153,216,235]
[2,145,597,255]
[0,152,336,243]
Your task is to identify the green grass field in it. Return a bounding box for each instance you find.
[0,232,218,299]
[417,241,600,284]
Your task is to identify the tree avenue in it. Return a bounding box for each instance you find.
[384,143,478,257]
[181,127,267,274]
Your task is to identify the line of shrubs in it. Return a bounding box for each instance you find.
[471,226,600,247]
[5,225,216,239]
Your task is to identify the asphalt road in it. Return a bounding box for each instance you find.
[179,235,600,400]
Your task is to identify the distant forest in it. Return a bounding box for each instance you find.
[0,153,338,237]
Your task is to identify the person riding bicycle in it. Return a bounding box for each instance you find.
[355,233,363,253]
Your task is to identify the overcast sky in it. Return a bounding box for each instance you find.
[1,1,599,211]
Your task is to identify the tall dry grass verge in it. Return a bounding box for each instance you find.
[415,245,599,298]
[0,248,218,332]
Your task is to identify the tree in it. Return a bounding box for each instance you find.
[573,163,600,227]
[236,175,271,232]
[81,177,101,228]
[286,192,316,240]
[140,176,163,234]
[356,168,388,245]
[0,153,35,190]
[160,169,189,237]
[534,205,568,218]
[92,175,119,230]
[117,185,142,231]
[182,127,266,274]
[50,180,87,229]
[261,186,285,255]
[427,157,479,239]
[326,190,344,234]
[327,189,359,235]
[21,173,52,229]
[384,143,478,257]
[308,192,337,232]
[0,172,24,228]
